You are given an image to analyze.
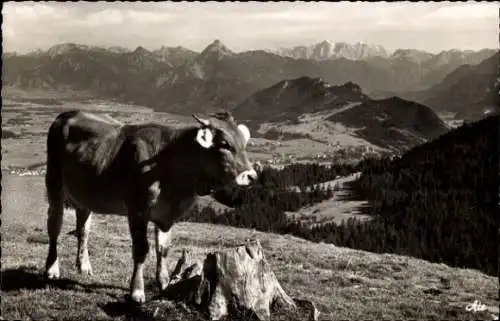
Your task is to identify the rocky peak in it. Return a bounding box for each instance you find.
[108,46,130,54]
[157,46,192,54]
[132,46,151,56]
[47,43,87,57]
[199,39,234,58]
[340,81,363,93]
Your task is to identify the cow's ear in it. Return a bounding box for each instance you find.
[237,124,251,146]
[196,127,214,149]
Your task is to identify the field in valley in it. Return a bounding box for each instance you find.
[285,173,373,227]
[1,93,279,170]
[1,91,498,320]
[1,87,191,170]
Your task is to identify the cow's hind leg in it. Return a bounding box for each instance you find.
[155,226,173,290]
[45,202,64,279]
[127,213,149,304]
[44,115,67,279]
[44,186,64,279]
[75,208,93,276]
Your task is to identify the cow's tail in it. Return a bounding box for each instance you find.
[45,111,78,208]
[45,115,64,206]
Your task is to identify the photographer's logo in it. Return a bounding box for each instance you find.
[465,300,487,313]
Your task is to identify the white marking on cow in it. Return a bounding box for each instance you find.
[156,229,171,250]
[46,258,61,279]
[237,124,251,146]
[83,112,124,126]
[148,182,168,225]
[131,289,146,304]
[196,127,214,149]
[235,169,257,186]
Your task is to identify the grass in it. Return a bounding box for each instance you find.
[1,174,498,321]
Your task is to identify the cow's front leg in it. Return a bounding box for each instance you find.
[155,225,172,291]
[152,196,195,292]
[127,213,149,304]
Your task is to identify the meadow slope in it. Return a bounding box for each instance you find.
[1,174,498,321]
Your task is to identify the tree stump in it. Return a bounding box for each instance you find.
[142,240,319,321]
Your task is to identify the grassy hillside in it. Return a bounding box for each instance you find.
[1,174,498,321]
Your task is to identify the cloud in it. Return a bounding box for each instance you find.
[2,2,498,54]
[84,9,125,26]
[423,2,497,20]
[125,10,176,24]
[418,2,498,30]
[5,3,54,19]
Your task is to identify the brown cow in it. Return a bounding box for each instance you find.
[43,110,257,303]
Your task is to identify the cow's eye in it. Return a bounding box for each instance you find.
[220,140,234,152]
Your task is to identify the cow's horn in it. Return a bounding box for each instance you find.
[192,114,210,127]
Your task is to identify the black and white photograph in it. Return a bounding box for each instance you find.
[1,1,499,320]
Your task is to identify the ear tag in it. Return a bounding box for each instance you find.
[196,127,214,149]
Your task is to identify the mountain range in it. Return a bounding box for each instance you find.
[271,40,390,61]
[273,42,494,87]
[373,53,499,120]
[3,40,497,121]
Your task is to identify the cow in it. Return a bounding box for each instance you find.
[43,110,258,304]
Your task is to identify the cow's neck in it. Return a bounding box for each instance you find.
[156,126,210,193]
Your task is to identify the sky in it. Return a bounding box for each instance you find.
[2,1,498,54]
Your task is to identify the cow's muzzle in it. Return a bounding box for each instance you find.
[235,169,258,186]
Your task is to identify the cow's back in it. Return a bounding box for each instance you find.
[54,111,124,167]
[47,110,132,214]
[63,111,124,139]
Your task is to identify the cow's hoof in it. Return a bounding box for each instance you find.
[46,260,60,279]
[157,281,169,292]
[156,275,170,291]
[130,290,146,304]
[79,262,93,276]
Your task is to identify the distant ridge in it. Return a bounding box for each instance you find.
[233,76,449,151]
[2,40,496,117]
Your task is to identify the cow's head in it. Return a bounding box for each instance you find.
[192,112,257,187]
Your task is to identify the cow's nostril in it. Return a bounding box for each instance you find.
[247,170,257,182]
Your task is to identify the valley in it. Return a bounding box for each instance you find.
[0,86,401,171]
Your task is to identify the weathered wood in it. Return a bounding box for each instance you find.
[142,240,319,321]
